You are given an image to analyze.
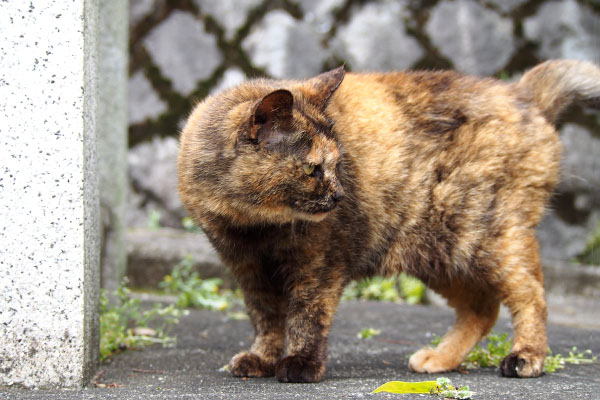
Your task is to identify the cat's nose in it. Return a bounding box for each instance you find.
[332,189,345,203]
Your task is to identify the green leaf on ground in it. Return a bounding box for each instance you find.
[372,380,438,394]
[373,377,474,399]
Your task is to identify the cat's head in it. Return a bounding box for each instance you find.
[179,67,347,225]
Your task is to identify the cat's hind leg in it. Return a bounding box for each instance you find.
[495,229,547,378]
[409,283,500,374]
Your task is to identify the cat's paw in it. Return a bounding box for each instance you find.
[275,355,325,383]
[408,347,459,373]
[499,350,544,378]
[229,351,275,378]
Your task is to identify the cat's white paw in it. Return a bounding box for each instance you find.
[408,347,458,373]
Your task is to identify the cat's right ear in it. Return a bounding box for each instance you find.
[306,66,346,109]
[249,89,293,144]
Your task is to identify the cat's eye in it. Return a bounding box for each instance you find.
[303,163,316,176]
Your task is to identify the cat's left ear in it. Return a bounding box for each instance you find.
[249,89,294,144]
[306,66,346,109]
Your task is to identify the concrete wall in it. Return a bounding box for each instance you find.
[0,0,102,388]
[98,2,129,292]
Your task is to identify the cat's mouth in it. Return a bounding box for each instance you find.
[309,206,337,216]
[294,209,332,222]
[293,199,339,221]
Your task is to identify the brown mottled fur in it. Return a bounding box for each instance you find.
[178,60,600,382]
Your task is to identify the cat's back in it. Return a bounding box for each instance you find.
[327,69,561,186]
[329,69,556,140]
[325,69,561,278]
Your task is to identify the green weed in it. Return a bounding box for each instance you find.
[342,274,426,303]
[497,70,512,81]
[343,276,400,301]
[99,283,187,361]
[575,221,600,265]
[159,255,240,310]
[544,347,597,373]
[357,327,381,339]
[147,209,162,229]
[430,332,597,372]
[462,332,512,369]
[181,216,202,232]
[398,273,426,304]
[433,377,473,399]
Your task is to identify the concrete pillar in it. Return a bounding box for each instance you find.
[0,0,100,388]
[97,2,128,292]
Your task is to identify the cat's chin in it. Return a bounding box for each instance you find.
[293,210,331,222]
[238,206,332,224]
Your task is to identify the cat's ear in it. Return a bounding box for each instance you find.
[306,66,346,109]
[249,89,293,144]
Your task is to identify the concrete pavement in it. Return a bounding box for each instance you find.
[2,300,599,399]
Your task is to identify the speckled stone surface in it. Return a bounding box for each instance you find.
[0,0,100,388]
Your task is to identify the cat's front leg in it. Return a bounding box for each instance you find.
[275,274,344,383]
[229,267,286,378]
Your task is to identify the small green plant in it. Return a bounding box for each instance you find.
[160,255,238,310]
[430,333,442,346]
[147,209,161,230]
[181,216,202,233]
[544,347,597,373]
[398,273,426,304]
[99,283,187,361]
[342,273,426,303]
[575,221,600,265]
[462,332,512,368]
[357,327,381,339]
[432,377,473,399]
[343,276,401,301]
[430,332,596,373]
[497,70,512,81]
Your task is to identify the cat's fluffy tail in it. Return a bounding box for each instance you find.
[517,59,600,123]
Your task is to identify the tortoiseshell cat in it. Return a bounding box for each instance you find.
[178,60,600,382]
